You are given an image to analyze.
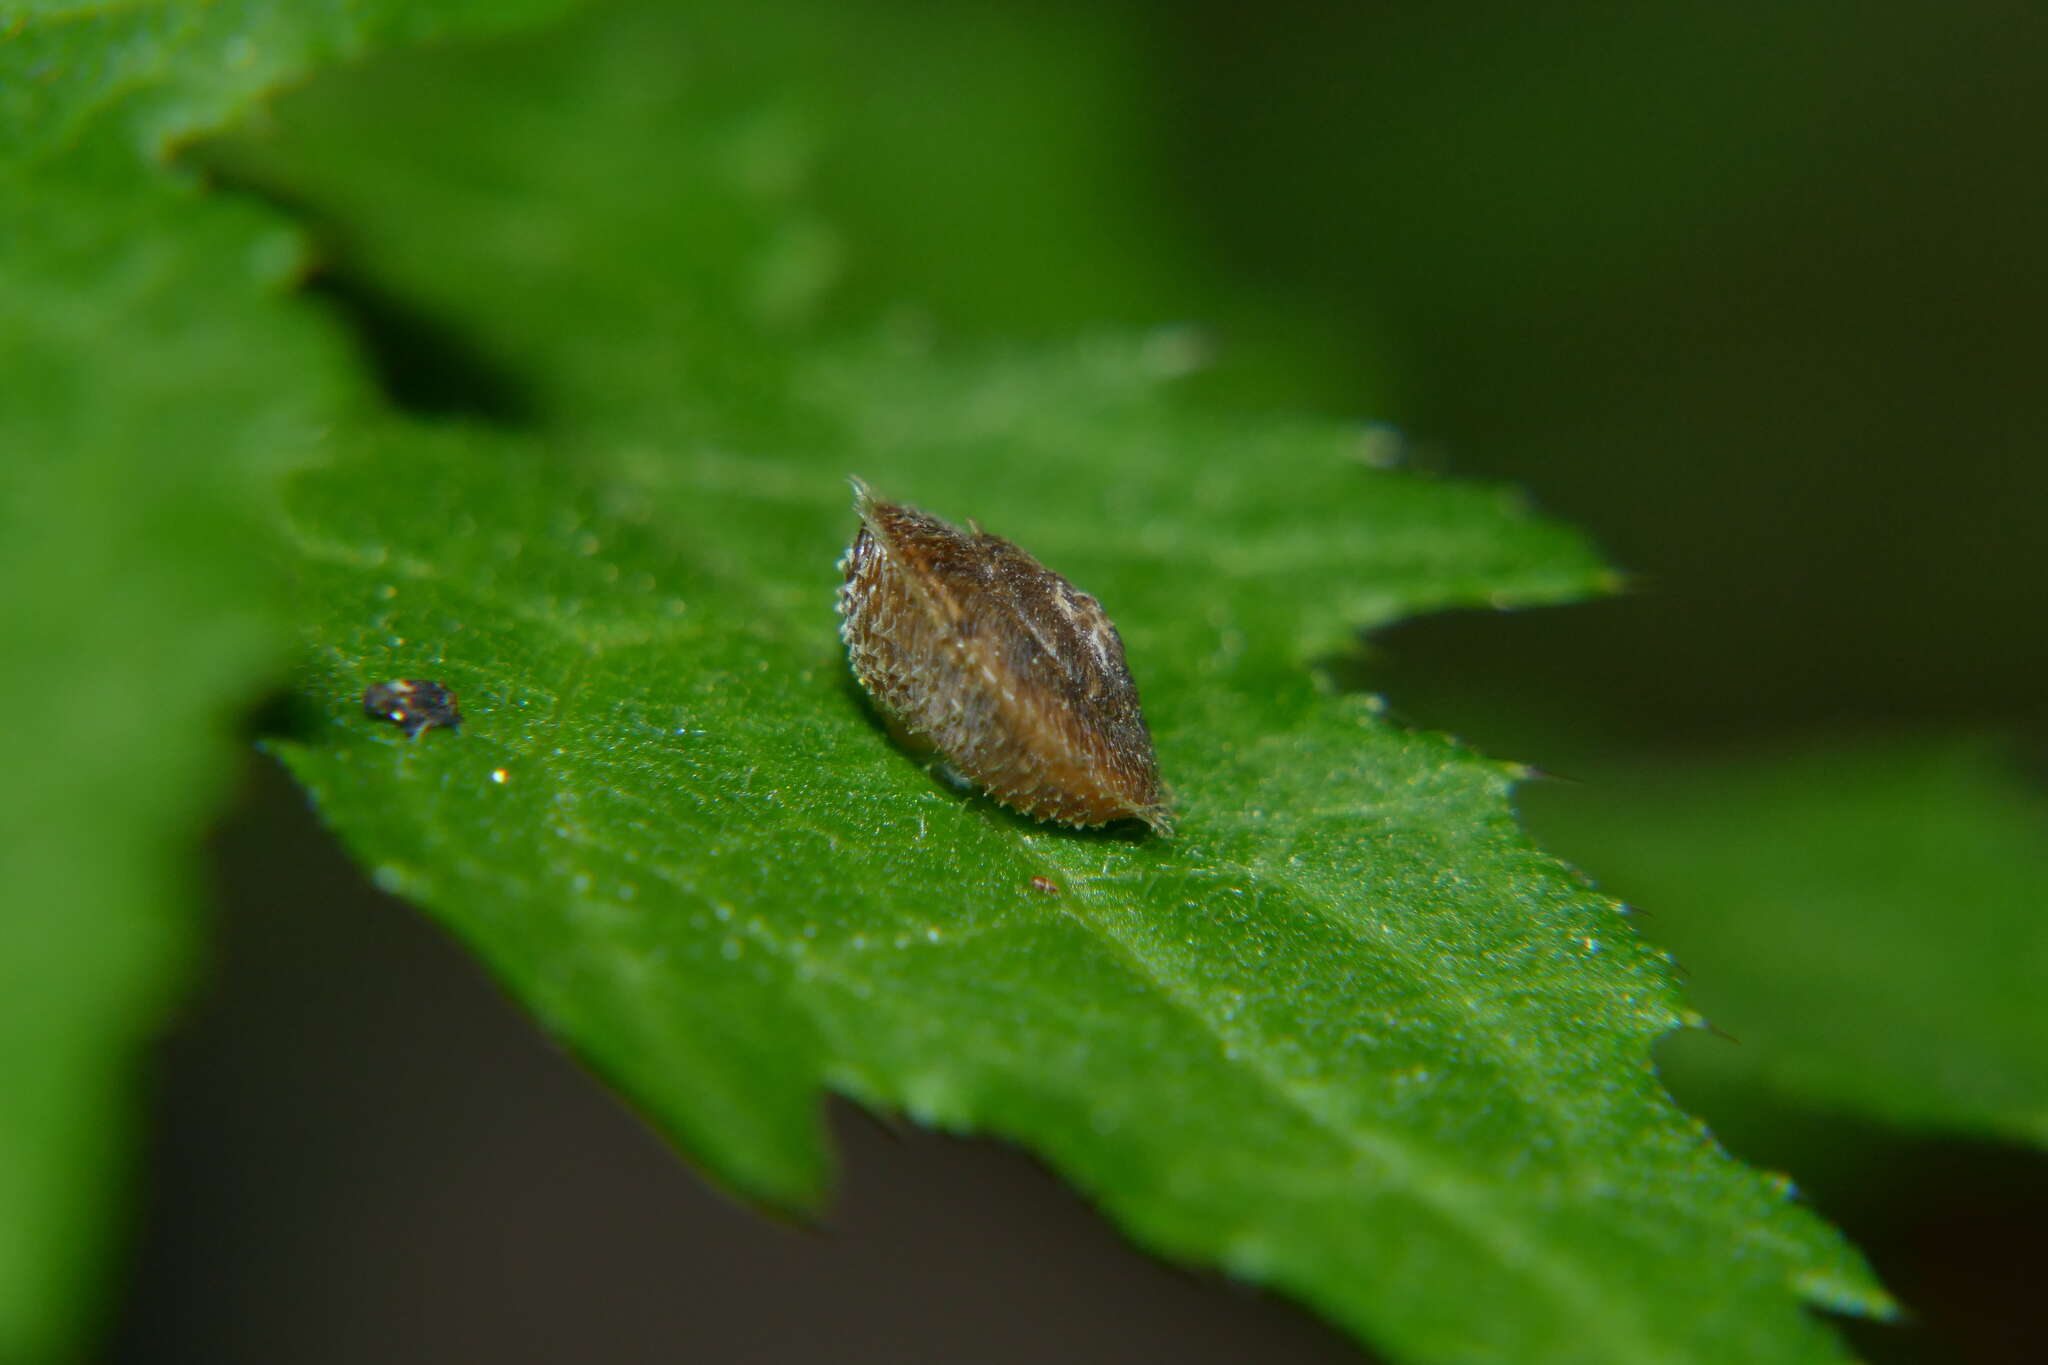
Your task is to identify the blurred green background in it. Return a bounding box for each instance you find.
[106,1,2044,1361]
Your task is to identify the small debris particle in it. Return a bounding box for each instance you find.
[362,679,462,738]
[490,767,509,784]
[836,478,1172,835]
[1028,875,1061,895]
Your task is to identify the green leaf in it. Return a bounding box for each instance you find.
[0,2,584,1357]
[1525,738,2048,1148]
[276,381,1886,1365]
[8,0,1900,1355]
[0,162,322,1365]
[3,0,576,166]
[236,6,1889,1358]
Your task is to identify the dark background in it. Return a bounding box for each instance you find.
[110,2,2045,1361]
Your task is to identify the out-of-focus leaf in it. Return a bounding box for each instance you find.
[0,164,328,1365]
[0,1,581,1356]
[1527,739,2048,1148]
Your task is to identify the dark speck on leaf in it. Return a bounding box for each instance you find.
[363,679,462,738]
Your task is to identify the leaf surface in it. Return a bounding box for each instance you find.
[241,7,1887,1359]
[4,0,1902,1356]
